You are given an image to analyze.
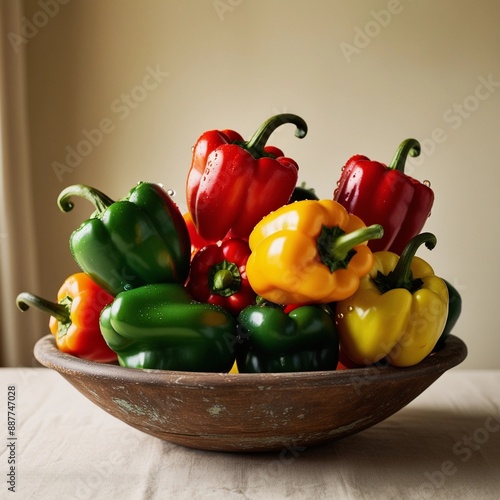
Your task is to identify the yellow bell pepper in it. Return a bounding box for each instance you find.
[246,199,383,304]
[335,233,449,367]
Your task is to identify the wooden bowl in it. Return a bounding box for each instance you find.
[34,334,467,453]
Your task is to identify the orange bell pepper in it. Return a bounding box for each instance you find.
[16,273,116,362]
[246,199,383,304]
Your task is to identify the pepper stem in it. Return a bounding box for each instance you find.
[243,114,307,158]
[16,292,70,323]
[372,232,437,293]
[388,138,421,173]
[318,224,384,273]
[331,225,384,261]
[57,184,115,214]
[213,269,233,291]
[208,260,242,297]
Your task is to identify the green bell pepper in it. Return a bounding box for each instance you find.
[236,302,339,373]
[99,283,237,372]
[58,182,191,296]
[435,279,462,350]
[289,182,319,202]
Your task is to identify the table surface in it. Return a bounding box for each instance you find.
[1,367,499,500]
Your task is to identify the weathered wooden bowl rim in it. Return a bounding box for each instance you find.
[34,334,467,389]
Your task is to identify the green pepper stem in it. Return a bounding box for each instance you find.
[213,269,233,291]
[57,184,115,214]
[208,260,242,297]
[318,224,383,273]
[330,224,384,261]
[243,114,307,158]
[388,138,421,173]
[384,232,437,290]
[16,292,70,323]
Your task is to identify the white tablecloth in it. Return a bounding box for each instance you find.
[1,367,499,499]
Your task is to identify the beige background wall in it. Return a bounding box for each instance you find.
[20,0,500,368]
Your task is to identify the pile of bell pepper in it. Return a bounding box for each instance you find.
[17,113,462,373]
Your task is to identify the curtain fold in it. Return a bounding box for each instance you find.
[0,1,42,366]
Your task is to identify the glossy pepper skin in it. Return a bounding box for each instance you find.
[334,139,434,254]
[289,182,319,202]
[99,283,237,372]
[187,238,257,316]
[183,212,214,257]
[58,182,191,296]
[16,273,116,362]
[435,279,462,350]
[246,199,383,304]
[335,233,448,367]
[186,113,307,242]
[236,302,339,373]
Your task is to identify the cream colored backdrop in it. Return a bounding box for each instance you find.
[4,0,499,368]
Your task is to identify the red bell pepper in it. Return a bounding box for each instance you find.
[333,138,434,254]
[186,114,307,242]
[16,273,116,362]
[186,238,256,316]
[183,212,215,257]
